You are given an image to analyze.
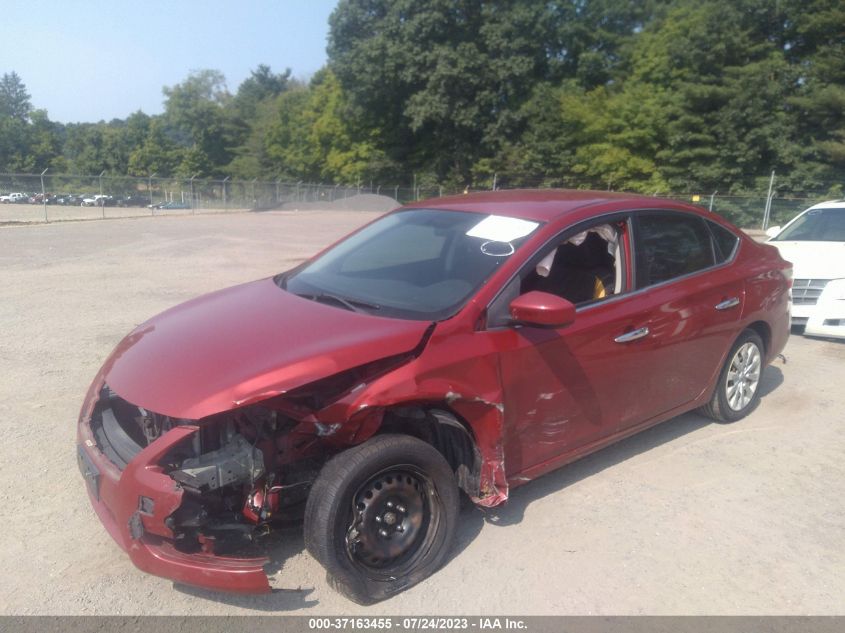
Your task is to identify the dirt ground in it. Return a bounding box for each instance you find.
[0,211,842,615]
[0,202,249,224]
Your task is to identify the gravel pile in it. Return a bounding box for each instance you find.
[278,193,400,213]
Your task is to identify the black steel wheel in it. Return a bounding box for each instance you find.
[304,434,459,604]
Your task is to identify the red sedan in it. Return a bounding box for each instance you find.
[77,190,791,603]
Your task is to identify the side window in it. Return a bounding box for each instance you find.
[486,219,627,328]
[635,213,715,287]
[707,221,740,263]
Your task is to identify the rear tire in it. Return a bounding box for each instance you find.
[700,329,765,423]
[304,434,459,604]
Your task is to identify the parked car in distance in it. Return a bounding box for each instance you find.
[116,194,150,207]
[151,200,190,210]
[27,193,50,204]
[81,194,116,207]
[766,199,845,339]
[0,192,27,203]
[54,194,86,206]
[77,189,791,604]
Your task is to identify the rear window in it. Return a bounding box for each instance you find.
[708,221,740,263]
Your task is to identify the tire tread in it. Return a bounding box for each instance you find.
[304,434,459,604]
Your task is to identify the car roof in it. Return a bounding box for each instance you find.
[805,200,845,211]
[403,188,697,222]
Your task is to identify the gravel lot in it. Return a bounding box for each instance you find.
[0,202,249,224]
[1,211,843,615]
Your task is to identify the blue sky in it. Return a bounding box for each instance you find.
[1,0,339,123]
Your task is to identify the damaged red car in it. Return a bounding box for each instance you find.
[77,190,791,604]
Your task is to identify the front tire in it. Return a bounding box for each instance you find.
[700,329,765,423]
[304,434,459,604]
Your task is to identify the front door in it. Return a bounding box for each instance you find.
[491,292,671,475]
[485,216,661,475]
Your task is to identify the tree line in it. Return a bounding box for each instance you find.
[1,0,843,198]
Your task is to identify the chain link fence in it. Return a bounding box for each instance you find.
[0,171,837,228]
[654,193,829,231]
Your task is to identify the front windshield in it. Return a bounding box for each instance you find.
[774,207,845,241]
[282,209,541,320]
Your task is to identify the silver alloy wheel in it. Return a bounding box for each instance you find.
[725,341,762,411]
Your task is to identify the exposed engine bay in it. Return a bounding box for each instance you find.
[87,381,481,559]
[90,385,328,556]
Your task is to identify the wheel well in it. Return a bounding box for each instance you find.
[376,405,482,498]
[746,321,771,355]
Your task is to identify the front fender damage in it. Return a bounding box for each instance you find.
[306,350,510,508]
[79,324,510,594]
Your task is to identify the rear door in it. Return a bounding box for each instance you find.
[613,211,745,429]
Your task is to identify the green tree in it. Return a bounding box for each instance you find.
[328,0,563,184]
[782,0,845,189]
[620,1,804,193]
[127,118,180,177]
[24,110,64,172]
[0,71,34,171]
[264,70,392,183]
[0,116,29,171]
[227,65,298,177]
[232,64,293,120]
[0,71,32,122]
[548,0,667,87]
[162,69,233,176]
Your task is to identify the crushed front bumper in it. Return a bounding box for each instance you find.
[76,383,272,594]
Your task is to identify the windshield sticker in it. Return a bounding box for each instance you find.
[466,215,539,243]
[480,240,516,257]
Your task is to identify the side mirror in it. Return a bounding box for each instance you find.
[509,291,576,328]
[765,226,781,239]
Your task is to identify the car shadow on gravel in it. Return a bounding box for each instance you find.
[174,581,319,611]
[471,365,784,528]
[172,365,783,610]
[172,501,485,611]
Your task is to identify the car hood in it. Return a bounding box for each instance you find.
[769,241,845,280]
[102,278,432,419]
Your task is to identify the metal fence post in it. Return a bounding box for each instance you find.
[148,172,156,212]
[222,176,230,210]
[762,170,775,229]
[40,168,48,222]
[190,174,199,213]
[99,170,106,218]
